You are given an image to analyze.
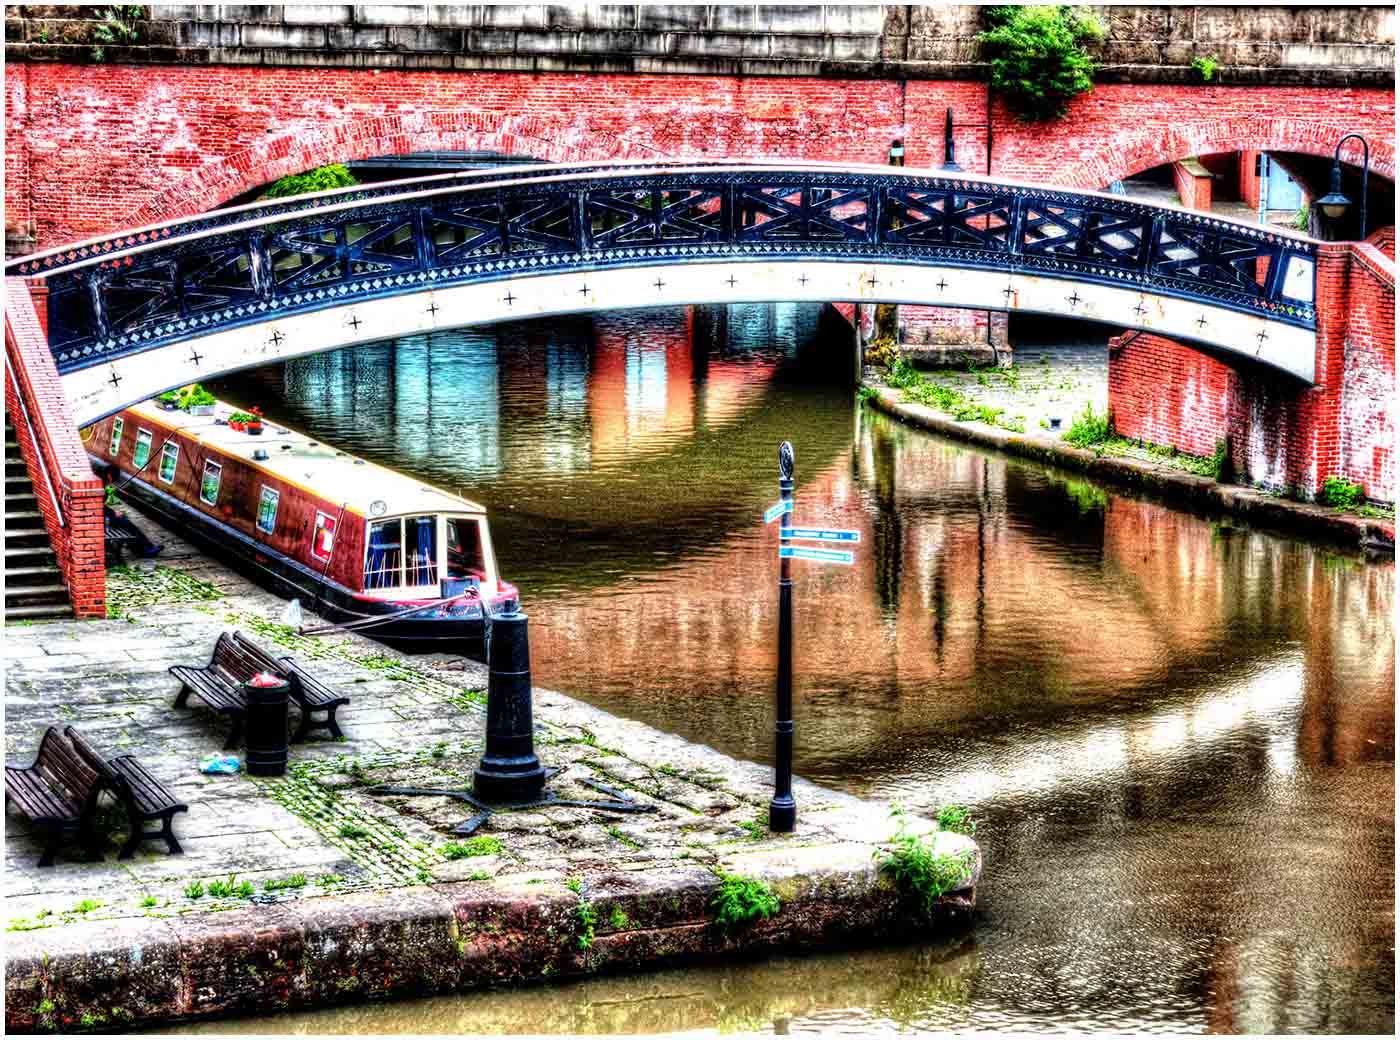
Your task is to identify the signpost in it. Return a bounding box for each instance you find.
[765,441,860,833]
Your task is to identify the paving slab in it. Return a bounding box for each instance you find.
[4,510,979,1032]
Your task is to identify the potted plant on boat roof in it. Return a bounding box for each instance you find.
[228,411,250,432]
[156,390,181,411]
[246,407,264,436]
[181,384,216,416]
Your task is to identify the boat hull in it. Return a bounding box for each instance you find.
[102,461,501,656]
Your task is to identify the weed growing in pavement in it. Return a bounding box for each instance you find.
[875,807,975,915]
[183,881,205,900]
[710,873,780,930]
[936,804,977,836]
[442,836,503,860]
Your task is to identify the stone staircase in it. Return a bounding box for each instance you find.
[5,416,74,621]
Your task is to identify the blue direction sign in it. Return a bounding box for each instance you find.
[779,545,854,565]
[763,499,794,524]
[779,526,861,544]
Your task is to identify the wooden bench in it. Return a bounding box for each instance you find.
[3,726,105,867]
[230,631,350,742]
[169,631,261,748]
[66,727,187,860]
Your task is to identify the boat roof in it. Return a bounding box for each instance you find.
[120,397,487,519]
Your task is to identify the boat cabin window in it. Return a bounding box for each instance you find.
[406,515,439,587]
[256,486,280,535]
[109,418,123,457]
[445,517,488,582]
[311,511,337,563]
[364,515,469,591]
[200,461,221,506]
[133,429,153,470]
[158,442,180,483]
[364,519,403,589]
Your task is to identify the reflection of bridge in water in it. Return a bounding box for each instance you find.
[213,303,858,592]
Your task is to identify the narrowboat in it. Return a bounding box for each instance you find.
[84,396,519,652]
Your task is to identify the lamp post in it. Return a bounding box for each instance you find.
[1315,133,1370,241]
[769,441,797,833]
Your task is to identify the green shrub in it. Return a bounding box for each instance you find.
[1293,204,1311,232]
[875,810,975,915]
[262,163,358,200]
[1210,439,1232,482]
[1062,403,1111,448]
[936,804,977,836]
[978,6,1104,122]
[1191,55,1219,83]
[709,873,780,930]
[575,899,597,951]
[1320,476,1365,510]
[866,335,901,369]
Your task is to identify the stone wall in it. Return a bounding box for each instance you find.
[3,5,1393,86]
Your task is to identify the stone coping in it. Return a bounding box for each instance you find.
[865,385,1395,555]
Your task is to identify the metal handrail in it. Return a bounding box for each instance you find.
[4,352,66,529]
[7,158,1319,280]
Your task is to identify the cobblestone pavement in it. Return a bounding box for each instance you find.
[3,511,976,941]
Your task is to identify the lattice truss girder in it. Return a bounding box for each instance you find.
[22,173,1317,370]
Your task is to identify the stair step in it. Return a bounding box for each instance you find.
[6,510,43,521]
[5,565,63,578]
[6,494,38,507]
[4,548,57,564]
[7,581,70,596]
[6,473,34,484]
[4,603,74,621]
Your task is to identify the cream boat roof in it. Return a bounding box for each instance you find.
[122,398,486,519]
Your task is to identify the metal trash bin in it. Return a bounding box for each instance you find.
[244,671,290,777]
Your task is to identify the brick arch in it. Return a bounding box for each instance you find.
[1061,117,1395,189]
[125,110,662,229]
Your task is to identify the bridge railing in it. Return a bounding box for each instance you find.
[6,164,1318,375]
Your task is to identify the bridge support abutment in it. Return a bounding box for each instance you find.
[1108,241,1395,504]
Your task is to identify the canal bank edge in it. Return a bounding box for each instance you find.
[863,386,1396,555]
[5,831,977,1032]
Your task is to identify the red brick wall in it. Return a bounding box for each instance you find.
[1108,242,1395,502]
[4,278,105,617]
[1172,160,1213,211]
[4,63,1393,250]
[1367,226,1395,260]
[898,305,1007,347]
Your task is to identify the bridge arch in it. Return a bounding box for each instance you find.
[1063,117,1396,190]
[9,164,1321,426]
[127,110,655,229]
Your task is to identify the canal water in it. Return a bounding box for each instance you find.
[206,305,1394,1035]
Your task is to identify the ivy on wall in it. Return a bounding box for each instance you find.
[978,5,1105,122]
[261,163,359,200]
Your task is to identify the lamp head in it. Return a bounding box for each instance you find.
[1317,161,1351,220]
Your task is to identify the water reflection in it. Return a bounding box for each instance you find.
[209,305,1393,1034]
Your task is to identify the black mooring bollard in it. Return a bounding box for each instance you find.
[472,609,547,803]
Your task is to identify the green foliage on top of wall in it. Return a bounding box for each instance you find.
[262,164,359,200]
[978,5,1105,122]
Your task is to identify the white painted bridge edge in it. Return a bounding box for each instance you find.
[63,261,1314,428]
